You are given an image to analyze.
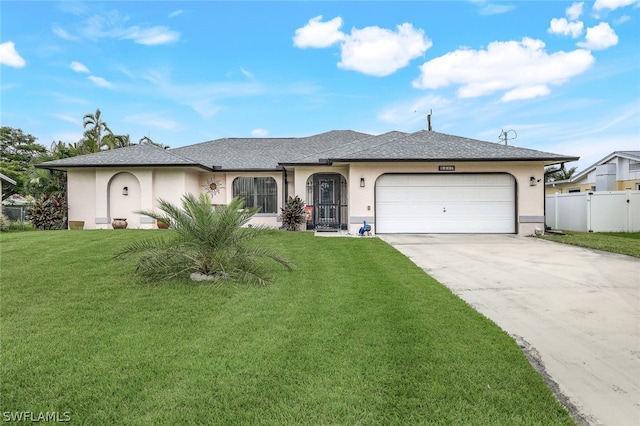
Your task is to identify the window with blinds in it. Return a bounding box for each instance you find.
[232,177,277,213]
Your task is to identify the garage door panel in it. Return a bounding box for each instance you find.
[376,174,515,233]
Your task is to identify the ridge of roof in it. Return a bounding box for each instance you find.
[170,130,374,170]
[327,130,578,164]
[285,131,405,164]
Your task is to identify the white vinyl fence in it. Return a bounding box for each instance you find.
[546,190,640,232]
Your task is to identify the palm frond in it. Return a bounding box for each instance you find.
[117,193,291,285]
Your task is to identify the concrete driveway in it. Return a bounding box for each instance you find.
[379,234,640,426]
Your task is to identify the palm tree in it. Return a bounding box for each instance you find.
[546,166,578,182]
[80,109,129,153]
[114,194,292,285]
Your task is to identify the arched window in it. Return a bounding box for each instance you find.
[232,177,277,213]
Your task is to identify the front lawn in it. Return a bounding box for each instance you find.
[540,230,640,258]
[0,230,574,425]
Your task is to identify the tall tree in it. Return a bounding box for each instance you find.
[0,127,48,197]
[79,108,129,153]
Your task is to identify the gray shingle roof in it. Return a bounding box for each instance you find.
[171,130,372,169]
[37,129,578,171]
[287,131,408,164]
[36,144,207,170]
[327,130,578,163]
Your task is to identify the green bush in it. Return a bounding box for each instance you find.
[280,195,306,231]
[27,193,66,230]
[115,194,292,285]
[0,214,9,232]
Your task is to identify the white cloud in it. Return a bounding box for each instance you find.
[413,38,594,101]
[294,17,431,77]
[251,128,269,137]
[52,25,79,41]
[121,26,180,45]
[614,15,632,24]
[293,16,345,48]
[502,85,551,102]
[594,0,638,11]
[88,75,112,88]
[469,0,515,15]
[478,3,515,15]
[338,23,431,77]
[56,7,180,46]
[0,41,26,68]
[577,22,619,50]
[566,2,584,20]
[548,18,584,38]
[169,10,184,18]
[70,61,90,73]
[240,67,255,80]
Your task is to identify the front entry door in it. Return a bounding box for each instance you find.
[314,174,341,230]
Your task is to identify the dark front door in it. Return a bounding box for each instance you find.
[314,174,341,230]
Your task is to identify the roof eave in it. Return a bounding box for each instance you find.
[326,156,580,164]
[35,163,214,172]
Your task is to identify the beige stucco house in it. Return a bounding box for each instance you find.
[546,151,640,195]
[38,130,578,236]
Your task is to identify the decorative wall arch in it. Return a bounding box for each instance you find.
[107,172,141,228]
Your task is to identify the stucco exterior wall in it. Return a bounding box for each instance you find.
[67,170,96,227]
[343,161,546,236]
[67,160,548,235]
[66,168,205,229]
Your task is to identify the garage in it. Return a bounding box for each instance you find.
[375,173,516,233]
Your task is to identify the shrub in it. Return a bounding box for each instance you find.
[0,214,9,232]
[280,195,306,231]
[27,193,66,230]
[115,194,292,285]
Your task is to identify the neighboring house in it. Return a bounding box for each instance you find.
[1,173,17,215]
[37,129,577,235]
[546,151,640,195]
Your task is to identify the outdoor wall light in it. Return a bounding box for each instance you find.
[122,186,129,196]
[360,178,365,187]
[530,177,537,186]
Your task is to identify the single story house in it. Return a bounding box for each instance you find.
[546,151,640,195]
[37,129,578,235]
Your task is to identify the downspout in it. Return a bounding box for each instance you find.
[282,166,288,203]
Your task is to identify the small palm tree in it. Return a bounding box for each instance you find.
[114,193,292,285]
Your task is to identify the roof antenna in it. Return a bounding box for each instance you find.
[499,129,517,145]
[414,109,433,131]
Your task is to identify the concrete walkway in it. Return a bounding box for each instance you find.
[379,234,640,426]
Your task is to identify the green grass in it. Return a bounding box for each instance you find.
[540,230,640,258]
[1,230,574,425]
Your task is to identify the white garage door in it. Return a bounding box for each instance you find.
[376,174,515,233]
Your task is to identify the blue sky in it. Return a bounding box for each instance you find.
[1,0,639,171]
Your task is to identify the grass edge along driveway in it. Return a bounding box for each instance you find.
[539,230,640,258]
[0,230,575,425]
